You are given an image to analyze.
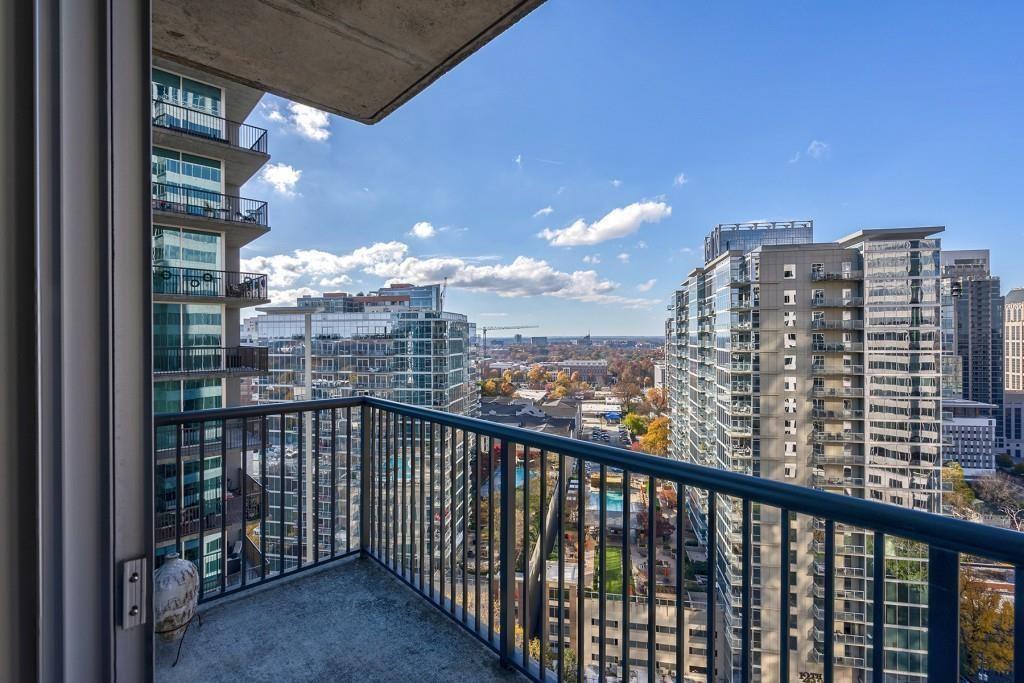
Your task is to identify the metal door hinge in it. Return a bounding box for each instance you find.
[122,558,147,629]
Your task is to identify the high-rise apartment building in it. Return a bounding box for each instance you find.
[151,59,272,583]
[667,222,944,682]
[1003,288,1024,458]
[248,283,478,415]
[245,284,479,573]
[940,250,1004,446]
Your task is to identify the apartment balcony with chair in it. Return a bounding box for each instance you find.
[151,181,270,247]
[150,396,1024,683]
[151,98,269,186]
[152,265,270,306]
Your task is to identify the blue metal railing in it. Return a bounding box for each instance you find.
[153,396,1024,683]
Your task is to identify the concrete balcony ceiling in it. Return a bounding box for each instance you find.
[152,1,546,124]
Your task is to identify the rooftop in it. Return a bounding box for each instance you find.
[156,558,522,682]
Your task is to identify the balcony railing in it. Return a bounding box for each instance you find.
[811,270,863,281]
[153,346,269,376]
[152,265,269,302]
[151,181,269,227]
[153,396,1024,682]
[810,319,864,330]
[152,98,269,153]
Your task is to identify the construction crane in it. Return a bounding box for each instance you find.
[480,324,539,374]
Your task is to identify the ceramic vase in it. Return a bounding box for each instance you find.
[153,552,199,641]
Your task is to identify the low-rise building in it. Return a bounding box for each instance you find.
[943,398,998,472]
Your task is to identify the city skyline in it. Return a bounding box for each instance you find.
[237,2,1024,336]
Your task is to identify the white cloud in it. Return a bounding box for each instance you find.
[617,253,630,263]
[244,241,659,309]
[539,201,671,247]
[582,254,601,264]
[514,154,523,168]
[636,278,657,292]
[288,103,331,141]
[636,240,648,249]
[267,110,285,123]
[533,206,554,218]
[673,172,689,186]
[806,140,830,159]
[788,152,801,164]
[241,241,409,288]
[680,246,694,254]
[479,312,509,317]
[259,163,302,196]
[610,179,623,188]
[409,221,437,239]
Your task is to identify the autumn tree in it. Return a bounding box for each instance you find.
[612,380,642,410]
[960,568,1014,676]
[975,472,1024,531]
[502,369,514,385]
[527,364,547,385]
[480,379,499,396]
[941,463,978,520]
[499,381,516,397]
[638,415,669,455]
[643,387,667,415]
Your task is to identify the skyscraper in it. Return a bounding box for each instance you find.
[1003,288,1024,459]
[150,59,272,583]
[940,250,1004,446]
[667,223,944,682]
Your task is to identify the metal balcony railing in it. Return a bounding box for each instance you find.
[153,346,269,376]
[151,181,269,227]
[152,265,269,302]
[811,270,863,281]
[152,98,268,153]
[153,396,1024,683]
[810,319,864,330]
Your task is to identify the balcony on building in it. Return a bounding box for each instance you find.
[153,346,269,380]
[151,98,270,186]
[151,181,270,247]
[152,265,270,306]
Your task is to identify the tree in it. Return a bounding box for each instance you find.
[623,413,648,436]
[644,387,667,415]
[612,380,642,410]
[481,379,499,396]
[502,369,514,385]
[638,415,669,455]
[499,381,516,397]
[960,568,1014,676]
[974,472,1024,531]
[527,364,547,386]
[941,463,978,520]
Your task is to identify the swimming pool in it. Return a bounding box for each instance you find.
[589,490,624,513]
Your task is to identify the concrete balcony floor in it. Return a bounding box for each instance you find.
[156,557,523,682]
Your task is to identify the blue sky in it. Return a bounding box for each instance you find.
[240,1,1024,336]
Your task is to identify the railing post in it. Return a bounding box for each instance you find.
[360,402,372,557]
[926,547,959,680]
[498,438,515,668]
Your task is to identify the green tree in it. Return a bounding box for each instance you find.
[623,413,648,436]
[941,463,977,520]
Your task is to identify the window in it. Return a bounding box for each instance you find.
[784,419,797,435]
[783,264,796,279]
[784,290,796,305]
[784,376,797,392]
[784,398,797,413]
[785,332,797,348]
[784,311,796,327]
[784,464,797,478]
[784,355,796,369]
[785,441,797,456]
